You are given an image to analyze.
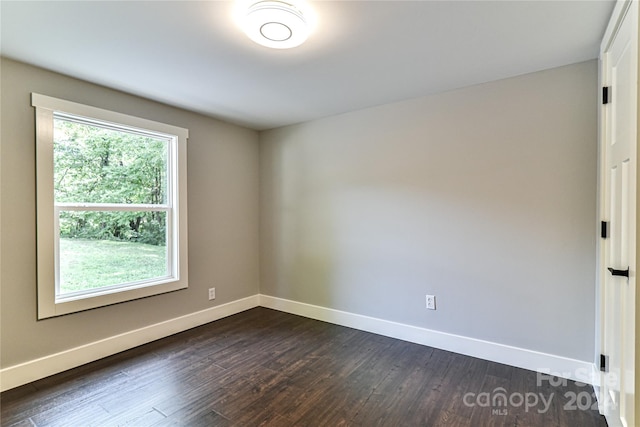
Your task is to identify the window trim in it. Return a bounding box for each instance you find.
[32,93,189,319]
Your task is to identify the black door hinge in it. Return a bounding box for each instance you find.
[603,86,611,105]
[600,354,609,372]
[601,221,609,239]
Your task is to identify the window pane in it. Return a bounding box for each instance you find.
[53,118,168,204]
[58,211,168,295]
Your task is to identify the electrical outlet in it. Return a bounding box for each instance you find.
[426,295,436,310]
[208,288,216,300]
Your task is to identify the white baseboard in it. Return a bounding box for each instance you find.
[259,294,598,386]
[1,293,598,392]
[0,295,260,392]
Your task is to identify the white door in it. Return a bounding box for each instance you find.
[600,2,638,426]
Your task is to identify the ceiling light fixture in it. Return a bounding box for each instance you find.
[237,0,315,49]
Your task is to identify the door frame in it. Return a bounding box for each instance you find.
[597,0,639,423]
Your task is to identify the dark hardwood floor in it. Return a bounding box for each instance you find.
[2,307,607,426]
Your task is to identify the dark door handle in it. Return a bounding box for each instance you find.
[608,267,630,278]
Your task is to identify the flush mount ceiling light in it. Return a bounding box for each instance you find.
[237,0,315,49]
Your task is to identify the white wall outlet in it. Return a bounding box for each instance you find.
[426,295,436,310]
[208,288,216,300]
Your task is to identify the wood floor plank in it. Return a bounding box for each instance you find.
[348,341,430,425]
[392,348,459,424]
[1,308,608,427]
[4,419,36,427]
[153,407,232,427]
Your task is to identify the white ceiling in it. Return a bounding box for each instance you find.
[1,0,614,130]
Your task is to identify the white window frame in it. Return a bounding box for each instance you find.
[32,93,189,319]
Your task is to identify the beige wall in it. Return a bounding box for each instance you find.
[260,61,598,361]
[0,58,260,367]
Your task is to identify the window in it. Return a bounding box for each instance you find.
[32,93,188,319]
